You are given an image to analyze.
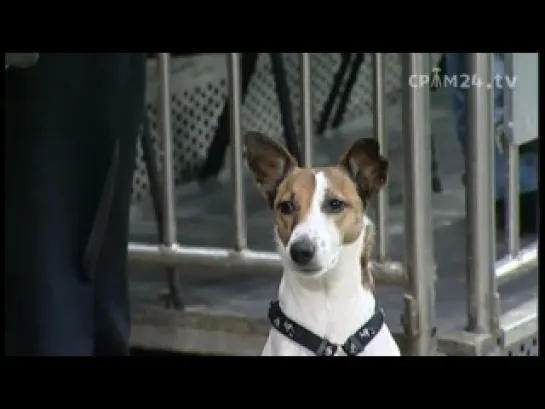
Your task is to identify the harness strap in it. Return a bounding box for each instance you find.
[268,300,384,356]
[341,304,384,355]
[268,301,338,356]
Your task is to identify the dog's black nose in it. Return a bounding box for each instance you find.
[289,238,316,266]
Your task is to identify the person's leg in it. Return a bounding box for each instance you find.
[90,54,146,355]
[5,53,146,356]
[444,53,468,157]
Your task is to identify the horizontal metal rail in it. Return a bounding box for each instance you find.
[128,243,281,274]
[495,241,538,286]
[127,242,408,286]
[498,296,538,349]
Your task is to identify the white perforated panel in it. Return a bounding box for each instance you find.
[132,53,442,202]
[503,335,539,356]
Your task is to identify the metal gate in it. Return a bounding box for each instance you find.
[128,53,538,356]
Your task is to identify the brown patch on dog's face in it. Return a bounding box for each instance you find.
[321,167,365,245]
[273,168,316,246]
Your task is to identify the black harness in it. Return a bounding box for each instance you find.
[268,300,384,356]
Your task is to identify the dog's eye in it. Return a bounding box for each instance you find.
[278,200,296,215]
[324,198,346,213]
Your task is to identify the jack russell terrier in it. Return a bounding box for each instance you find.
[244,132,401,356]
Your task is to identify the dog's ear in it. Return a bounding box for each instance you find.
[339,138,388,201]
[245,131,298,205]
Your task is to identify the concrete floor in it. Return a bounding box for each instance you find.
[127,86,538,346]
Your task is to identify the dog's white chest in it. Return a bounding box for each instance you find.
[262,285,401,357]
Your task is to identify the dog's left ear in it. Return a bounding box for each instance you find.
[339,138,388,200]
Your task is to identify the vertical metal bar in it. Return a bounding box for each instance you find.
[300,53,313,167]
[227,53,247,251]
[157,53,177,245]
[401,53,435,355]
[372,53,388,261]
[502,53,520,257]
[506,144,520,256]
[466,53,496,334]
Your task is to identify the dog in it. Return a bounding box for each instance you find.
[244,132,401,356]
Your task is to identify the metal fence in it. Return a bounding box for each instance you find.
[128,53,538,356]
[435,53,538,356]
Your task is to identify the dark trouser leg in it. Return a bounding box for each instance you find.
[91,54,146,356]
[5,53,146,356]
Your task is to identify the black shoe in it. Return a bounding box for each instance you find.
[495,191,538,235]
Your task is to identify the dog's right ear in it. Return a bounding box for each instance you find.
[244,132,298,205]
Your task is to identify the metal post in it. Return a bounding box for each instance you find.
[502,53,520,257]
[157,53,177,246]
[372,53,388,261]
[465,53,496,334]
[506,143,520,256]
[401,53,435,356]
[227,53,247,251]
[300,53,313,167]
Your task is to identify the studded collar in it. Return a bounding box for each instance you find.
[268,300,384,356]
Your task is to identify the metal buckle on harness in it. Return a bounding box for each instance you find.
[344,335,364,355]
[316,339,337,356]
